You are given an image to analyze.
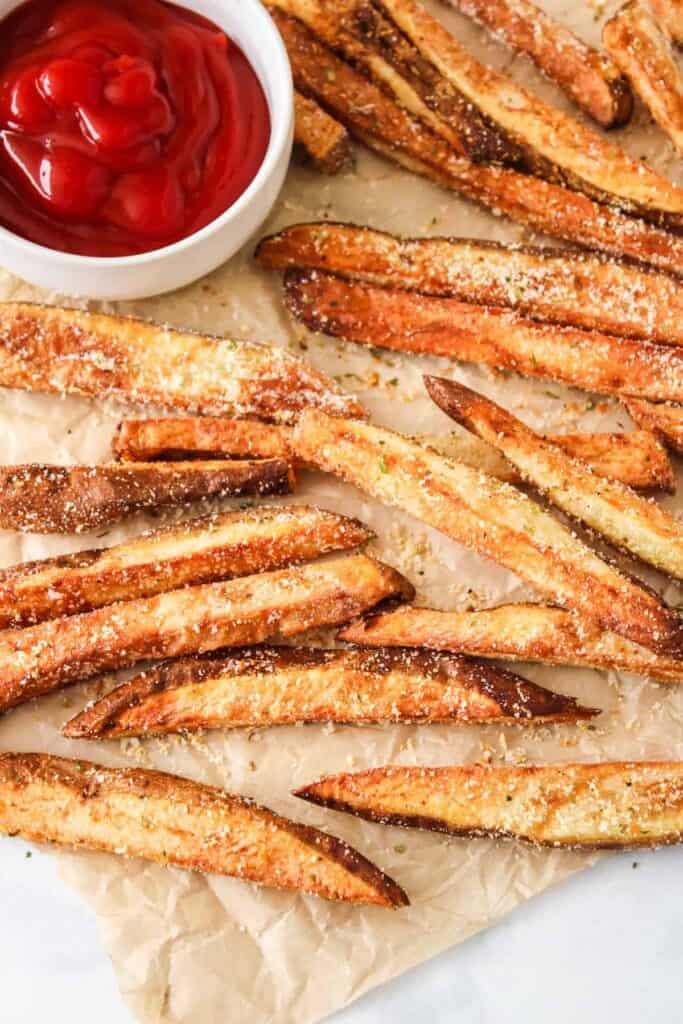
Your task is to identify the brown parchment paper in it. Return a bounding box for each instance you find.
[2,1,683,1021]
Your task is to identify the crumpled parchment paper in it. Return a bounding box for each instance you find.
[2,2,683,1021]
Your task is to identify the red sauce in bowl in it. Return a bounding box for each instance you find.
[0,0,271,256]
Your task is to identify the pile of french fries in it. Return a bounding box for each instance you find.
[6,0,683,913]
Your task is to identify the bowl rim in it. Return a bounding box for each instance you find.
[0,0,293,267]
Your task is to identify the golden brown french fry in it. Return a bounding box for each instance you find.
[425,376,683,580]
[294,90,352,172]
[0,460,294,534]
[296,761,683,849]
[293,410,683,655]
[113,417,294,462]
[0,553,411,714]
[446,0,632,128]
[63,645,594,739]
[257,222,683,348]
[340,604,683,684]
[652,0,683,43]
[0,753,407,907]
[0,506,371,630]
[624,397,683,454]
[284,269,683,403]
[604,1,683,157]
[0,303,363,423]
[374,0,683,226]
[271,8,683,277]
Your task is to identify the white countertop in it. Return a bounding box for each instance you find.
[3,837,679,1024]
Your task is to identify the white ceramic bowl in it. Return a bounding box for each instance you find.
[0,0,293,300]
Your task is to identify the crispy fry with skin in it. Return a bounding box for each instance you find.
[271,9,683,277]
[375,0,683,226]
[604,1,683,157]
[296,762,683,849]
[294,90,352,172]
[446,0,632,128]
[0,303,363,423]
[257,222,683,348]
[285,269,683,403]
[429,430,674,493]
[0,506,371,630]
[340,604,683,684]
[426,376,683,580]
[624,397,683,454]
[0,753,407,907]
[63,645,594,739]
[0,460,294,534]
[0,554,411,713]
[113,417,294,463]
[293,410,683,655]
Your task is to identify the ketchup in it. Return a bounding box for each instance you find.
[0,0,271,256]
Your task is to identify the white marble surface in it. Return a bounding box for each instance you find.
[3,836,680,1024]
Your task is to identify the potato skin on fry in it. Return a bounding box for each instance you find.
[625,397,683,454]
[294,90,353,172]
[0,460,294,534]
[293,410,683,655]
[0,554,412,714]
[0,753,408,907]
[113,417,294,463]
[63,645,595,739]
[258,221,683,348]
[0,302,363,424]
[0,506,372,630]
[340,604,683,684]
[285,269,683,402]
[270,8,683,277]
[296,762,683,849]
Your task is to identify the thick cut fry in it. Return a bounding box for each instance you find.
[0,506,371,630]
[0,753,407,906]
[604,1,683,157]
[625,397,683,453]
[294,90,352,172]
[271,8,683,277]
[258,222,683,348]
[285,269,683,403]
[0,554,411,713]
[0,460,294,534]
[0,303,363,423]
[426,377,683,580]
[294,410,683,654]
[375,0,683,226]
[63,645,594,739]
[447,0,632,128]
[113,417,294,463]
[296,761,683,849]
[429,430,674,493]
[340,604,683,684]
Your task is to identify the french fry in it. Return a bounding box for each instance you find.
[0,506,371,630]
[0,460,294,534]
[113,417,294,462]
[293,410,683,654]
[63,645,595,739]
[0,303,363,423]
[284,269,683,403]
[340,604,683,684]
[429,430,674,493]
[271,8,683,277]
[425,376,683,580]
[257,222,683,348]
[294,90,352,172]
[624,397,683,454]
[446,0,632,128]
[374,0,683,226]
[652,0,683,43]
[604,1,683,157]
[0,553,411,713]
[0,753,407,906]
[296,761,683,849]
